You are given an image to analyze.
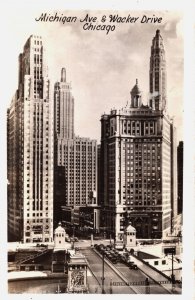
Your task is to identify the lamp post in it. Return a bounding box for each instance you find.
[71,208,75,250]
[164,247,176,292]
[171,252,176,292]
[72,224,75,250]
[110,234,112,246]
[110,278,113,294]
[101,251,105,294]
[145,278,150,294]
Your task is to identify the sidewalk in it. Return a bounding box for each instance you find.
[87,269,101,294]
[131,255,182,294]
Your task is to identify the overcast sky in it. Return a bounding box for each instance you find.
[3,9,183,143]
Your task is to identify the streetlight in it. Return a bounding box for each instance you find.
[101,251,105,294]
[164,247,176,291]
[145,278,150,294]
[110,278,113,294]
[109,234,112,246]
[71,208,75,250]
[171,252,176,292]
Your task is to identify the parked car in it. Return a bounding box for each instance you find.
[70,237,79,242]
[119,256,125,263]
[105,246,112,251]
[94,236,102,240]
[110,258,118,264]
[127,261,134,267]
[129,264,138,270]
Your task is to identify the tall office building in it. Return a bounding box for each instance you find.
[99,30,177,239]
[149,29,166,111]
[7,35,53,243]
[54,67,74,140]
[54,69,98,230]
[53,67,74,226]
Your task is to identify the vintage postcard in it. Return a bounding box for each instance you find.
[1,0,194,299]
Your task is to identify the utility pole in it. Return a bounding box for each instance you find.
[145,278,150,294]
[171,252,175,292]
[164,246,176,292]
[110,278,113,294]
[71,208,75,250]
[72,225,75,249]
[91,233,94,247]
[101,252,105,294]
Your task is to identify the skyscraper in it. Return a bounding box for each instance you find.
[54,69,98,230]
[7,35,53,243]
[54,67,74,140]
[99,30,177,240]
[149,29,166,111]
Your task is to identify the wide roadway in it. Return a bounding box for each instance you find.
[81,247,170,294]
[81,248,136,294]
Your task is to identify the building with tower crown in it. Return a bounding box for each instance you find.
[7,35,53,243]
[149,29,167,111]
[99,30,177,240]
[53,68,99,232]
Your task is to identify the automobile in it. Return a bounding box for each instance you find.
[112,253,119,259]
[99,248,105,254]
[143,240,154,245]
[127,261,134,267]
[115,254,122,260]
[119,256,125,263]
[175,280,182,284]
[162,240,170,244]
[107,254,113,260]
[65,237,71,242]
[70,237,79,242]
[94,236,102,240]
[105,246,111,251]
[110,256,119,264]
[97,245,104,252]
[97,244,104,250]
[129,264,138,270]
[153,240,161,244]
[121,256,127,263]
[111,258,118,264]
[118,253,123,258]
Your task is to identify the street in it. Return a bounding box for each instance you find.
[81,247,170,294]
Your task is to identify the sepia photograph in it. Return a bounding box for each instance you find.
[2,2,190,297]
